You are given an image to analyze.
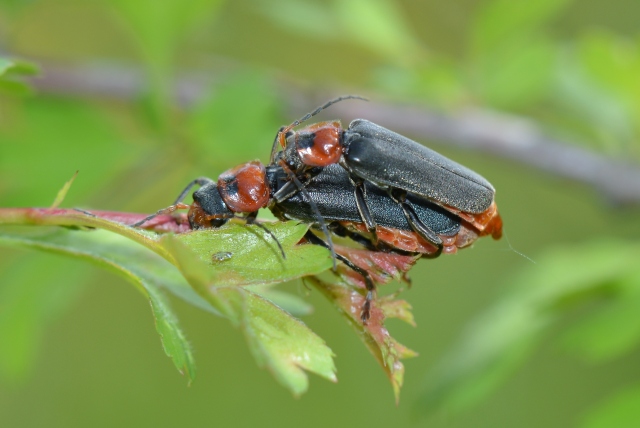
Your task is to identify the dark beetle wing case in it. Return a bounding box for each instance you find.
[345,119,494,214]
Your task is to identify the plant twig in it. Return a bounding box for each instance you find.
[28,61,640,205]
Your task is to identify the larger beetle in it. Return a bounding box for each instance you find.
[271,98,502,249]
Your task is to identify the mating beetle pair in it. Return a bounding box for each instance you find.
[135,97,503,322]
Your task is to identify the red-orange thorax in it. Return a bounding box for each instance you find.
[295,121,343,167]
[217,161,270,213]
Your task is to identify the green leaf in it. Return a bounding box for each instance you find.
[188,73,280,169]
[0,208,337,394]
[163,236,336,395]
[108,0,226,71]
[258,0,424,64]
[554,55,634,149]
[474,36,556,108]
[561,272,640,363]
[0,58,38,77]
[415,240,640,416]
[0,255,87,383]
[0,227,198,382]
[241,291,337,396]
[0,57,38,96]
[333,0,424,64]
[164,222,332,287]
[573,31,640,146]
[577,31,640,109]
[257,0,336,39]
[50,171,79,209]
[105,0,226,126]
[583,384,640,428]
[472,0,571,53]
[247,285,315,317]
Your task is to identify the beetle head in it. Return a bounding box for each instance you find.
[189,182,233,228]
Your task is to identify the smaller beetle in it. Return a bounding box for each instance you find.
[134,161,501,322]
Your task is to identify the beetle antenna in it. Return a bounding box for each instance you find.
[131,177,214,227]
[243,215,286,259]
[278,160,337,271]
[131,203,191,227]
[286,95,368,132]
[503,230,536,264]
[269,126,286,164]
[271,95,368,158]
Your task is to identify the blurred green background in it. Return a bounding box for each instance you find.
[1,0,640,426]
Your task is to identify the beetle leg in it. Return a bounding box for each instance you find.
[351,176,379,246]
[242,212,286,259]
[272,167,322,202]
[390,189,443,257]
[272,179,300,202]
[304,231,375,323]
[330,223,379,251]
[277,161,338,271]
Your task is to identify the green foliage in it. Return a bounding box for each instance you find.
[0,255,87,383]
[332,0,424,64]
[553,31,640,153]
[471,0,570,53]
[415,241,640,416]
[473,34,556,108]
[107,0,225,73]
[561,273,640,362]
[165,223,332,287]
[167,234,336,395]
[0,228,199,382]
[584,385,640,428]
[104,0,226,130]
[0,204,419,396]
[187,73,281,169]
[0,97,138,208]
[0,57,37,96]
[0,208,337,392]
[260,0,424,64]
[50,171,78,209]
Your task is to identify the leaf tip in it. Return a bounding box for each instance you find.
[50,170,79,209]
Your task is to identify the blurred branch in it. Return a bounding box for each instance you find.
[329,103,640,206]
[32,62,640,205]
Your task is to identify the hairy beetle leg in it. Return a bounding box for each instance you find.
[351,176,379,246]
[390,189,444,257]
[304,231,375,323]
